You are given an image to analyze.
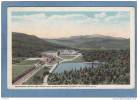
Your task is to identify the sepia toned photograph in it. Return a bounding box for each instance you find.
[7,7,135,89]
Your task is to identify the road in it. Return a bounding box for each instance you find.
[43,75,48,85]
[43,53,82,85]
[13,54,81,85]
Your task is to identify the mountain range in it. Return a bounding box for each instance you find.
[12,32,129,57]
[46,34,130,50]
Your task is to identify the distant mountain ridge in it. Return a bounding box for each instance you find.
[46,34,129,50]
[59,34,127,40]
[12,32,129,58]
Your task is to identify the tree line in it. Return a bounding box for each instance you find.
[47,50,130,85]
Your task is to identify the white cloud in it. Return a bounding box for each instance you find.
[116,12,129,18]
[94,12,106,18]
[105,12,129,22]
[48,14,88,21]
[12,13,47,22]
[11,12,130,39]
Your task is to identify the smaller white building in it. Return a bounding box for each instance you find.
[26,58,43,61]
[59,49,78,55]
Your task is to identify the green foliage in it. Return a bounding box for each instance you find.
[82,49,129,62]
[16,60,38,65]
[12,65,34,80]
[60,55,76,59]
[33,76,42,84]
[71,55,84,62]
[12,57,26,64]
[48,50,130,85]
[47,35,129,49]
[12,32,67,57]
[12,60,38,80]
[24,67,50,85]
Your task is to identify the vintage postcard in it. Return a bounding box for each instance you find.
[1,1,137,97]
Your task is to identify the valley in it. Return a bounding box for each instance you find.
[12,32,130,85]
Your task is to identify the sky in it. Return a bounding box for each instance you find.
[11,11,130,39]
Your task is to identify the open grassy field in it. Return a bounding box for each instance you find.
[63,55,85,63]
[12,65,33,80]
[72,55,84,62]
[60,55,76,59]
[12,59,39,80]
[16,60,39,65]
[24,67,50,85]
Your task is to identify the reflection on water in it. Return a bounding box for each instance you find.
[53,61,105,73]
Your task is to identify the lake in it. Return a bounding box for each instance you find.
[53,61,105,73]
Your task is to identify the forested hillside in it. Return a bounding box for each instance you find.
[46,35,129,49]
[12,32,67,57]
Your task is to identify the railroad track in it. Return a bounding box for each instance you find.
[13,67,42,85]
